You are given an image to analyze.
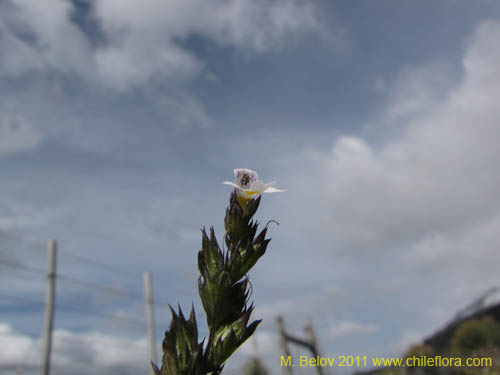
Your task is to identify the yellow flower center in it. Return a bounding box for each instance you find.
[236,190,260,208]
[237,195,250,208]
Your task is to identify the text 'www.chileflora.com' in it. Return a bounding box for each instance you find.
[280,355,494,369]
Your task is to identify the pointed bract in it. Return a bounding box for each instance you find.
[160,169,279,374]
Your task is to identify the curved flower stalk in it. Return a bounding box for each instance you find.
[154,169,284,375]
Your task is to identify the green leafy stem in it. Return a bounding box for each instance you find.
[154,191,273,375]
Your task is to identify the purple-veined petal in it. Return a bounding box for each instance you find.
[234,168,258,186]
[225,170,285,197]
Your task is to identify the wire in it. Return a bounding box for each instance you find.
[0,260,136,302]
[0,292,146,328]
[0,293,45,306]
[58,274,173,308]
[61,251,142,283]
[0,260,159,305]
[0,251,137,282]
[57,274,143,301]
[0,259,173,307]
[59,251,184,307]
[0,259,46,274]
[0,268,45,284]
[1,243,143,287]
[2,246,140,286]
[55,302,147,328]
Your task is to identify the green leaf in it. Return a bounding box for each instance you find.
[160,306,205,375]
[160,186,276,374]
[206,308,262,366]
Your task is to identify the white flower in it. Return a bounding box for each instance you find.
[223,168,285,207]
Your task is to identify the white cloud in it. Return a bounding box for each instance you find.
[0,0,93,78]
[1,0,321,90]
[280,19,500,353]
[93,0,321,90]
[204,0,322,52]
[0,0,323,145]
[328,321,379,340]
[0,323,149,373]
[95,0,321,51]
[52,330,148,369]
[0,113,41,155]
[0,321,278,375]
[379,62,456,123]
[0,323,39,367]
[300,20,500,261]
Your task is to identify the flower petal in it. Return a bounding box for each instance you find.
[263,186,286,193]
[225,170,285,197]
[234,168,258,183]
[223,181,241,189]
[248,180,267,193]
[249,180,285,193]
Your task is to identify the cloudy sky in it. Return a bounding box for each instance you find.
[2,0,500,374]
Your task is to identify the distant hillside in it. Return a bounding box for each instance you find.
[424,287,500,351]
[355,288,500,375]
